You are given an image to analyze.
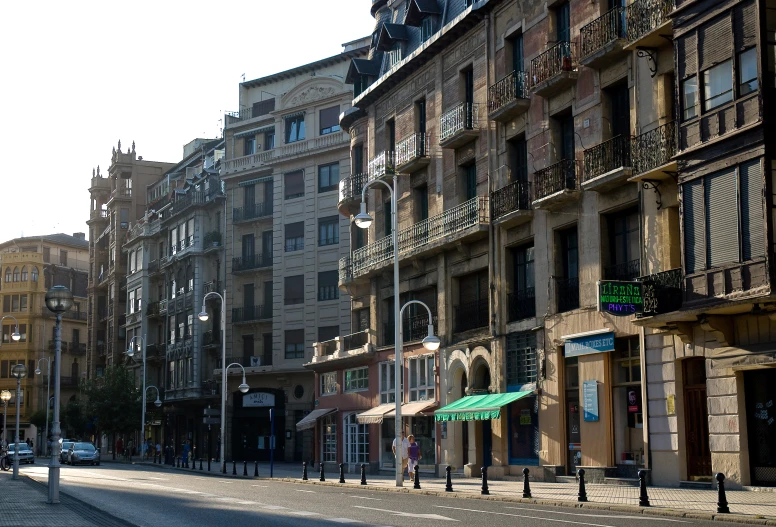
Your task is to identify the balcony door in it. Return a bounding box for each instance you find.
[262,231,273,260]
[242,234,255,261]
[243,335,254,365]
[508,137,528,183]
[683,358,711,480]
[608,83,630,139]
[244,184,255,212]
[556,1,570,43]
[263,181,273,209]
[244,284,255,316]
[464,68,474,128]
[386,119,396,153]
[558,227,579,312]
[263,281,273,317]
[511,33,524,73]
[560,114,575,162]
[416,100,427,136]
[511,245,535,320]
[606,207,640,280]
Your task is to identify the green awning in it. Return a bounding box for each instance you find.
[434,391,532,422]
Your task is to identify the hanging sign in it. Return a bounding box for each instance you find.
[598,281,644,316]
[583,380,599,422]
[243,392,275,408]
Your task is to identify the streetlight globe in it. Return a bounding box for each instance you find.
[154,398,162,407]
[45,285,74,314]
[421,325,441,351]
[10,363,27,379]
[34,368,41,375]
[126,346,135,357]
[198,310,209,322]
[11,330,20,342]
[238,381,250,394]
[0,390,11,403]
[354,202,373,229]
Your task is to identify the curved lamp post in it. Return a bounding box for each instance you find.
[1,390,11,448]
[0,315,21,346]
[35,357,51,456]
[44,285,73,504]
[127,335,147,454]
[10,363,27,479]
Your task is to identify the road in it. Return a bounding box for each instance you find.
[21,464,737,527]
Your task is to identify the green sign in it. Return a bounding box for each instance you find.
[598,281,643,316]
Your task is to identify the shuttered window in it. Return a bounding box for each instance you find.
[705,168,739,267]
[741,159,765,260]
[677,34,697,80]
[699,15,732,71]
[319,106,341,135]
[683,179,705,273]
[734,1,757,51]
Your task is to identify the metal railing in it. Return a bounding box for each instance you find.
[440,102,478,143]
[385,312,440,345]
[395,133,429,167]
[583,135,632,182]
[580,7,626,59]
[204,280,220,294]
[626,0,674,44]
[491,179,531,221]
[319,339,337,356]
[488,71,529,114]
[637,268,682,317]
[233,201,273,222]
[342,330,369,352]
[631,121,676,176]
[339,173,369,204]
[556,277,580,313]
[232,253,272,272]
[454,300,489,333]
[339,256,354,284]
[367,151,395,180]
[159,299,168,314]
[534,160,577,200]
[530,41,577,86]
[603,258,641,281]
[232,305,272,323]
[508,288,536,322]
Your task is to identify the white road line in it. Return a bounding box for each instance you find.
[327,519,365,524]
[237,501,255,505]
[288,511,321,516]
[251,484,268,487]
[504,506,690,523]
[354,506,458,522]
[436,505,621,527]
[349,495,381,500]
[295,489,316,493]
[217,480,234,484]
[262,505,288,510]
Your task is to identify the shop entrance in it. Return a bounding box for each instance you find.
[745,368,776,486]
[233,389,286,462]
[565,356,581,475]
[683,358,711,480]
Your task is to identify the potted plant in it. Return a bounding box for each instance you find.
[204,231,222,247]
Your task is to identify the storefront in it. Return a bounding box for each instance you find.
[232,389,285,462]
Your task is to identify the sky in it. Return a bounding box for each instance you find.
[0,0,375,243]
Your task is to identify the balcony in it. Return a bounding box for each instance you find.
[60,377,80,388]
[204,280,220,294]
[146,343,166,359]
[625,0,674,50]
[582,135,633,192]
[338,173,370,216]
[308,329,376,371]
[556,277,580,313]
[367,151,395,181]
[395,133,430,173]
[530,42,578,98]
[70,343,87,355]
[439,102,479,149]
[233,201,273,223]
[507,288,536,322]
[488,71,530,123]
[166,189,223,221]
[603,259,641,281]
[629,122,677,182]
[222,150,275,177]
[384,312,439,345]
[491,179,532,227]
[532,160,580,211]
[232,305,272,324]
[454,299,489,333]
[232,253,272,273]
[579,7,628,69]
[202,330,220,348]
[637,268,682,318]
[159,299,168,315]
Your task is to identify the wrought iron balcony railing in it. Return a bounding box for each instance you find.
[626,0,674,44]
[637,268,682,317]
[233,201,273,222]
[491,179,531,221]
[339,256,354,284]
[454,299,489,333]
[488,71,529,114]
[384,312,439,345]
[631,121,676,176]
[395,133,429,167]
[339,173,369,204]
[534,160,577,200]
[530,41,577,86]
[603,258,641,281]
[580,7,626,59]
[507,288,536,322]
[342,330,369,352]
[367,151,395,180]
[556,277,580,313]
[232,253,272,272]
[583,135,632,182]
[232,305,272,323]
[440,102,479,143]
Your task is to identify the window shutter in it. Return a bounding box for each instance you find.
[734,1,757,51]
[683,179,705,273]
[705,168,740,268]
[741,159,765,260]
[677,34,697,79]
[320,106,340,130]
[286,221,304,238]
[699,15,732,71]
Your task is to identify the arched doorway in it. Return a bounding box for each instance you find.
[470,357,492,467]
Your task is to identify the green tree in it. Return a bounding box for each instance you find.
[80,365,141,440]
[28,410,47,430]
[61,398,89,439]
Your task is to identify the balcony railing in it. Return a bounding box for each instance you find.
[395,133,429,167]
[454,299,489,333]
[556,277,580,313]
[488,71,529,114]
[319,338,337,356]
[223,149,275,173]
[202,330,220,347]
[491,179,531,221]
[508,288,536,322]
[385,312,439,345]
[233,201,273,222]
[339,173,369,205]
[580,7,626,59]
[637,268,682,317]
[383,48,402,70]
[530,41,576,86]
[232,253,272,272]
[534,160,577,200]
[339,256,354,284]
[603,259,641,281]
[440,102,478,143]
[626,0,673,44]
[631,121,676,176]
[583,135,632,182]
[232,305,272,323]
[204,280,220,294]
[342,330,369,352]
[367,151,395,180]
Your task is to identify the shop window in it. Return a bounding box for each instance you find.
[613,336,644,467]
[344,367,369,392]
[321,414,337,463]
[505,331,537,391]
[320,372,337,396]
[344,413,369,464]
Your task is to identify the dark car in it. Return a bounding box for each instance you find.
[7,443,34,464]
[67,442,100,466]
[60,441,74,464]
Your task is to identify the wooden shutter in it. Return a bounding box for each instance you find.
[734,1,757,51]
[677,33,697,79]
[741,159,765,260]
[320,106,340,130]
[705,168,740,268]
[683,179,705,273]
[699,15,732,71]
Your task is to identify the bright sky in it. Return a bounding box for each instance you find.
[0,1,375,244]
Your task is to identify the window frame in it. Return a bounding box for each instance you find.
[701,59,734,112]
[344,366,369,392]
[284,114,306,143]
[318,216,340,247]
[318,162,340,193]
[320,371,338,396]
[284,170,305,200]
[738,47,758,96]
[407,354,435,402]
[379,361,396,404]
[317,270,339,301]
[284,329,305,359]
[682,76,699,121]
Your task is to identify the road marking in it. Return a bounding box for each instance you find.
[436,505,620,527]
[349,495,381,500]
[295,489,316,493]
[237,501,255,505]
[262,505,288,510]
[251,484,268,487]
[217,480,234,484]
[288,511,321,516]
[327,520,364,524]
[354,506,458,522]
[147,477,167,480]
[504,507,690,523]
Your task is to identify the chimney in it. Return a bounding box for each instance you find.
[73,232,86,240]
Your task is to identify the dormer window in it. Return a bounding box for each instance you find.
[420,16,433,42]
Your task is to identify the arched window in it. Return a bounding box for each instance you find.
[13,267,19,282]
[4,268,10,283]
[31,267,39,282]
[20,267,27,281]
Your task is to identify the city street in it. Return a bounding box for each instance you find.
[20,463,743,527]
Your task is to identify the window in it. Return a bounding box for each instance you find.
[353,74,371,98]
[3,324,26,343]
[284,222,304,252]
[284,329,305,359]
[4,268,9,283]
[384,199,392,237]
[187,312,193,338]
[12,267,19,282]
[509,245,535,321]
[284,275,304,305]
[31,267,38,282]
[264,131,275,151]
[60,250,68,266]
[408,355,434,401]
[605,208,640,280]
[420,16,433,42]
[614,336,641,384]
[556,1,570,43]
[319,106,340,135]
[285,113,305,143]
[243,135,256,156]
[20,267,27,281]
[379,361,396,403]
[318,163,340,192]
[506,331,538,390]
[19,295,26,313]
[682,76,698,120]
[510,32,524,73]
[43,247,50,263]
[11,296,19,312]
[739,48,758,96]
[284,170,305,199]
[352,144,364,174]
[702,59,733,111]
[318,216,339,246]
[318,325,339,343]
[168,361,175,389]
[321,413,337,463]
[344,413,369,464]
[128,290,136,314]
[344,367,369,392]
[321,372,337,395]
[318,270,339,301]
[557,227,579,313]
[464,164,477,200]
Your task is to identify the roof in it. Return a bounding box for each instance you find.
[0,233,89,250]
[241,46,370,89]
[345,58,382,84]
[405,0,442,26]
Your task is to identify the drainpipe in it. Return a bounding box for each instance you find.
[485,9,497,388]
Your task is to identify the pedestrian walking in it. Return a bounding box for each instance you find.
[127,439,134,459]
[391,429,409,481]
[116,437,124,458]
[182,440,191,465]
[407,434,421,481]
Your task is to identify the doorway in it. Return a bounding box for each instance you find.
[683,358,711,480]
[745,369,776,486]
[565,356,581,475]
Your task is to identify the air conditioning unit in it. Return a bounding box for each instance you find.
[250,356,261,367]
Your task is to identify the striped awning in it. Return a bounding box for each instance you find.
[234,125,275,139]
[295,408,337,431]
[434,391,532,422]
[385,400,436,418]
[356,403,395,424]
[238,176,273,187]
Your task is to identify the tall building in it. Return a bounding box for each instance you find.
[0,233,89,447]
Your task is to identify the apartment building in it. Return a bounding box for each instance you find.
[0,234,89,446]
[220,40,368,463]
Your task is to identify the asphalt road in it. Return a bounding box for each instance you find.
[21,464,738,527]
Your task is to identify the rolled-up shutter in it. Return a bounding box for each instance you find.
[320,106,340,131]
[741,159,765,260]
[699,15,732,71]
[705,168,740,268]
[734,1,757,51]
[677,34,697,80]
[683,179,705,273]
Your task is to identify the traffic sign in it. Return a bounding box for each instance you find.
[203,408,221,416]
[203,417,220,425]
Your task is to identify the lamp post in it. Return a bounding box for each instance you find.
[35,357,51,456]
[198,291,228,473]
[0,315,21,347]
[354,176,441,486]
[44,285,74,504]
[1,390,11,447]
[127,335,147,455]
[10,363,27,479]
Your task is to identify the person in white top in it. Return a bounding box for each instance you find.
[391,430,410,480]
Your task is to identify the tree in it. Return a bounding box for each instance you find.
[61,398,89,439]
[80,365,141,440]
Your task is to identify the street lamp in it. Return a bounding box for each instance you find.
[127,335,148,455]
[10,363,27,480]
[0,315,22,346]
[35,357,51,456]
[0,390,11,447]
[146,385,163,407]
[44,285,74,504]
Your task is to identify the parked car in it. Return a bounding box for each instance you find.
[60,441,74,464]
[7,443,34,464]
[67,442,100,466]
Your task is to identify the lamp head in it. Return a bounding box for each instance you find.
[198,310,209,322]
[126,346,135,357]
[11,329,20,342]
[34,368,41,375]
[354,202,373,229]
[238,379,250,394]
[45,285,74,314]
[154,398,162,407]
[0,390,11,403]
[10,363,27,379]
[421,325,441,351]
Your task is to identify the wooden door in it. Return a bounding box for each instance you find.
[683,358,711,480]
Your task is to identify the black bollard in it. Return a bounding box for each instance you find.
[522,468,532,498]
[176,457,180,468]
[716,473,730,514]
[208,458,211,472]
[360,463,367,485]
[192,458,196,470]
[244,461,248,476]
[638,470,650,507]
[481,466,490,495]
[303,461,308,481]
[445,465,453,492]
[319,462,325,482]
[414,467,421,490]
[254,461,259,477]
[339,463,346,483]
[577,469,588,502]
[129,452,132,463]
[232,460,237,475]
[200,458,203,471]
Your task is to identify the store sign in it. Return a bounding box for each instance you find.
[583,380,599,422]
[243,392,275,408]
[564,332,615,357]
[598,281,644,316]
[627,388,641,413]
